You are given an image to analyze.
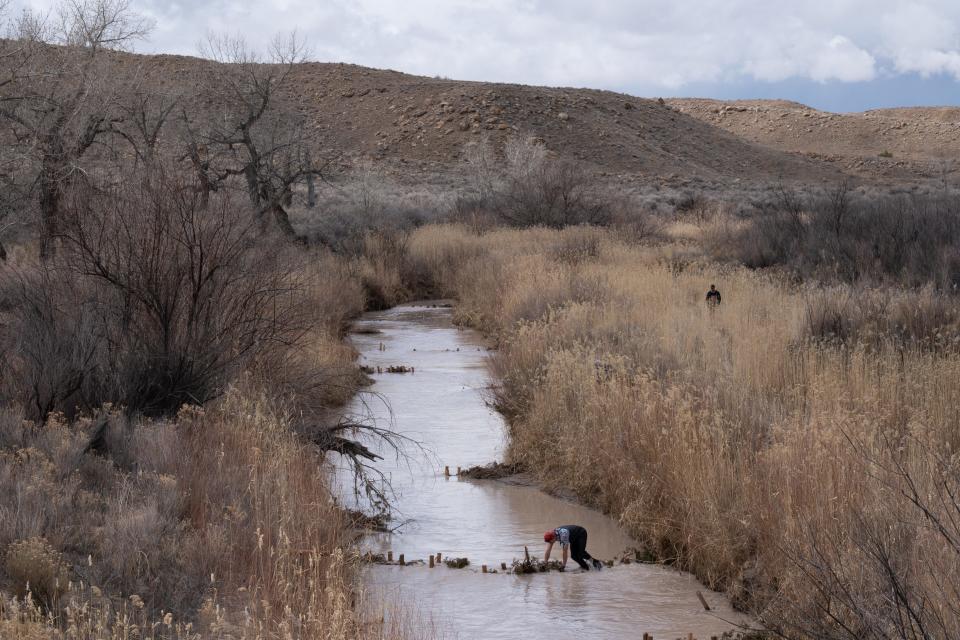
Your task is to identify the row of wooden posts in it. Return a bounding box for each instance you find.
[385,549,508,573]
[384,549,711,607]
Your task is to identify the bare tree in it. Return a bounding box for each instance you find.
[114,86,178,166]
[3,164,316,420]
[184,31,326,238]
[0,0,152,258]
[459,136,611,228]
[498,145,611,228]
[463,135,498,202]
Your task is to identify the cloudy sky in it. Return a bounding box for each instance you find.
[12,0,960,112]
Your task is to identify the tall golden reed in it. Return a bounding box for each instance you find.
[405,223,960,637]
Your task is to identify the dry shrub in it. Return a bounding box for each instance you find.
[306,251,367,332]
[456,136,612,228]
[247,250,367,415]
[407,223,960,637]
[0,412,88,553]
[404,224,617,331]
[711,187,960,290]
[802,285,960,348]
[405,224,486,297]
[0,391,417,638]
[1,168,325,420]
[5,537,69,607]
[0,269,103,419]
[358,230,410,309]
[0,552,428,640]
[496,158,612,228]
[0,409,196,614]
[547,226,604,264]
[802,287,860,343]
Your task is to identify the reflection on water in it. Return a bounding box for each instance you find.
[339,304,751,639]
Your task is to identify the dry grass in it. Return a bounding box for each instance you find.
[404,223,960,638]
[0,389,426,639]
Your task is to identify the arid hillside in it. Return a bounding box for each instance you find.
[20,44,957,194]
[127,51,846,188]
[669,98,960,182]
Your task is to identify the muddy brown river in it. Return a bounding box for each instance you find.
[339,303,751,639]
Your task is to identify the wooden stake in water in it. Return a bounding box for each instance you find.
[501,562,507,571]
[444,466,450,477]
[387,551,393,562]
[399,554,405,566]
[482,564,487,573]
[696,591,711,611]
[429,555,435,568]
[436,552,442,563]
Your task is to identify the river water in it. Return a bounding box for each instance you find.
[339,303,751,639]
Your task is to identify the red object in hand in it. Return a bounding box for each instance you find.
[544,530,556,543]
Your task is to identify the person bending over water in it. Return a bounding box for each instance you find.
[544,525,603,571]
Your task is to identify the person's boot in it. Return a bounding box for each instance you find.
[592,558,603,571]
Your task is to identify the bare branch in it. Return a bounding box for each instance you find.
[56,0,153,51]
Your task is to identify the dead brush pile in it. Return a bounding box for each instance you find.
[458,461,522,479]
[403,222,960,638]
[510,552,563,574]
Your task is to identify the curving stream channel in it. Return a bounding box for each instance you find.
[339,303,751,639]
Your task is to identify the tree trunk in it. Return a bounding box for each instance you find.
[38,167,63,260]
[38,128,69,260]
[306,172,317,208]
[271,203,297,239]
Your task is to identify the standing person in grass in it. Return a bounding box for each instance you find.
[544,525,603,571]
[706,284,722,306]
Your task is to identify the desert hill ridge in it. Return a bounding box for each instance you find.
[669,98,960,182]
[10,42,954,190]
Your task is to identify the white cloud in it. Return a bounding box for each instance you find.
[878,2,960,78]
[7,0,960,89]
[811,36,877,82]
[892,48,960,77]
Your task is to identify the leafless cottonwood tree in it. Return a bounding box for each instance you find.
[461,136,611,228]
[0,0,152,258]
[183,31,327,238]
